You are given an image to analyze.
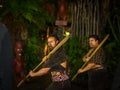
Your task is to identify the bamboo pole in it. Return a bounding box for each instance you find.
[93,0,96,34]
[96,0,99,35]
[72,3,76,37]
[71,34,109,81]
[91,0,93,34]
[71,3,74,38]
[79,0,82,40]
[82,1,85,44]
[76,1,79,37]
[87,0,90,41]
[17,34,71,87]
[84,0,87,46]
[89,0,92,35]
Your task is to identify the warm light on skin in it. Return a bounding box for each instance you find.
[29,36,67,77]
[47,37,58,50]
[89,37,99,48]
[78,38,99,73]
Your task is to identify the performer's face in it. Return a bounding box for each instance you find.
[47,37,58,50]
[89,38,98,48]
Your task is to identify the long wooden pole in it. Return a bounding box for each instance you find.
[17,34,70,87]
[71,34,109,81]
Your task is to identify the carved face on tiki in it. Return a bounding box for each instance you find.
[14,41,25,84]
[14,41,23,58]
[57,0,67,20]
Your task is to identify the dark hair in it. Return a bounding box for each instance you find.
[89,34,100,42]
[48,34,59,41]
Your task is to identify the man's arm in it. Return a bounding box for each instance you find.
[60,61,67,68]
[77,63,96,73]
[82,48,95,62]
[29,67,50,77]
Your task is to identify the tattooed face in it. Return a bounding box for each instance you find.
[47,37,58,51]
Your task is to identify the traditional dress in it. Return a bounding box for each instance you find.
[43,47,71,90]
[87,48,108,90]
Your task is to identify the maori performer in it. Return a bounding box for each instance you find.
[29,34,71,90]
[77,35,108,90]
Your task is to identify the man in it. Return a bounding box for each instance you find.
[77,35,108,90]
[0,23,14,90]
[29,35,71,90]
